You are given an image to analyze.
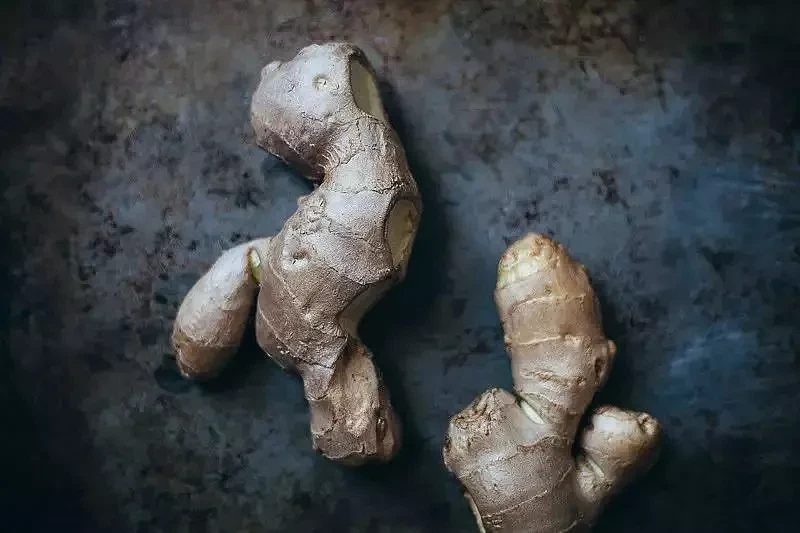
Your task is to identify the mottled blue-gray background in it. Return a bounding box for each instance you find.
[1,1,798,532]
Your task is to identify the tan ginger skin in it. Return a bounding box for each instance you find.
[444,234,661,532]
[172,43,421,465]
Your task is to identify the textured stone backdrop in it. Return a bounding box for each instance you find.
[1,1,798,532]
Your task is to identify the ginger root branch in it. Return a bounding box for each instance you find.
[172,43,421,465]
[443,234,661,532]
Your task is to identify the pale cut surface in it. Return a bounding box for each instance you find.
[171,43,421,465]
[443,234,661,532]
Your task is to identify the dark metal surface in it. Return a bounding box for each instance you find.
[1,1,798,532]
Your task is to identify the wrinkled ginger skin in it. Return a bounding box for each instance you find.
[443,234,661,532]
[172,43,421,465]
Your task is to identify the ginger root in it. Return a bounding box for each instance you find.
[443,234,661,532]
[172,43,421,465]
